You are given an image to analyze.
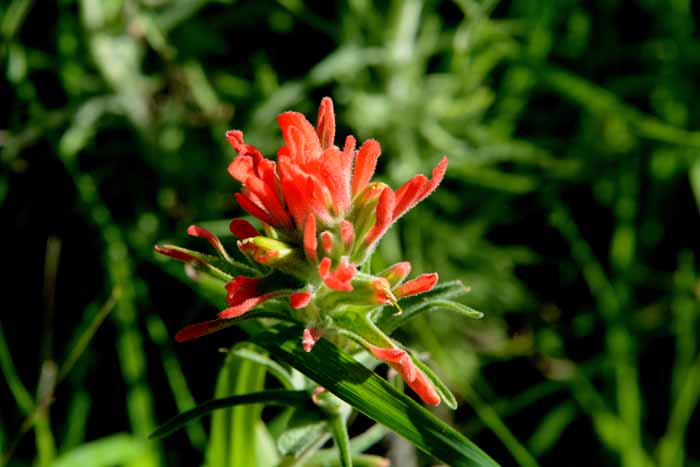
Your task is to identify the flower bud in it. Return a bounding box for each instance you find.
[238,236,310,280]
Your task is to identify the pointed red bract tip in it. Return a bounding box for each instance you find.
[381,261,412,286]
[187,225,229,259]
[392,174,427,220]
[225,130,245,152]
[229,218,260,240]
[392,157,448,221]
[340,220,354,250]
[243,176,292,228]
[393,273,438,298]
[225,275,262,305]
[352,139,381,196]
[154,245,199,263]
[175,319,235,342]
[218,291,281,319]
[367,344,417,382]
[363,186,395,246]
[234,192,277,227]
[343,135,356,156]
[302,327,323,352]
[407,369,441,406]
[278,111,321,159]
[303,215,318,262]
[320,231,334,255]
[290,291,312,309]
[318,257,356,291]
[368,344,440,406]
[318,256,331,278]
[316,97,336,149]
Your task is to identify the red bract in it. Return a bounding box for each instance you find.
[368,344,440,406]
[226,97,447,270]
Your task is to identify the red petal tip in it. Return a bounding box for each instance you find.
[381,261,412,286]
[393,273,438,298]
[304,215,318,262]
[154,245,198,263]
[316,97,336,149]
[225,130,245,152]
[290,291,312,309]
[320,231,334,254]
[175,319,234,342]
[340,220,354,250]
[229,218,261,240]
[187,225,229,258]
[302,327,323,352]
[352,139,382,196]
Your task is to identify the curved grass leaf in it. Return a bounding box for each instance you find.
[149,390,311,440]
[251,325,500,467]
[51,434,148,467]
[230,345,295,390]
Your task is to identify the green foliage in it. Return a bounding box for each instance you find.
[3,0,700,466]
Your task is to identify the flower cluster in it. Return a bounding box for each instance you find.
[156,98,448,406]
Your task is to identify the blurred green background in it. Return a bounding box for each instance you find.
[2,0,700,466]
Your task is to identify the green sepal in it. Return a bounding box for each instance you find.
[155,244,258,280]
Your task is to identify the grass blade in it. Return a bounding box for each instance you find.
[150,390,311,440]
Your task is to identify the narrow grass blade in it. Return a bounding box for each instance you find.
[150,390,310,440]
[50,434,148,467]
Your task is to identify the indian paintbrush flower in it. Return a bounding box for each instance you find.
[156,97,448,406]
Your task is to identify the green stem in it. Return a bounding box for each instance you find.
[329,414,352,467]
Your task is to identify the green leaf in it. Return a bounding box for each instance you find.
[527,402,577,456]
[251,325,500,467]
[255,421,281,466]
[306,425,388,465]
[690,160,700,213]
[227,347,265,467]
[230,345,296,390]
[50,434,148,467]
[430,300,484,319]
[149,390,310,440]
[278,418,328,456]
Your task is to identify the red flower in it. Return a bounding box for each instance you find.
[157,97,452,406]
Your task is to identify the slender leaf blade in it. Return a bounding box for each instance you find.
[150,390,310,440]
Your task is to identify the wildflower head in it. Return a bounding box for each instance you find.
[156,98,448,406]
